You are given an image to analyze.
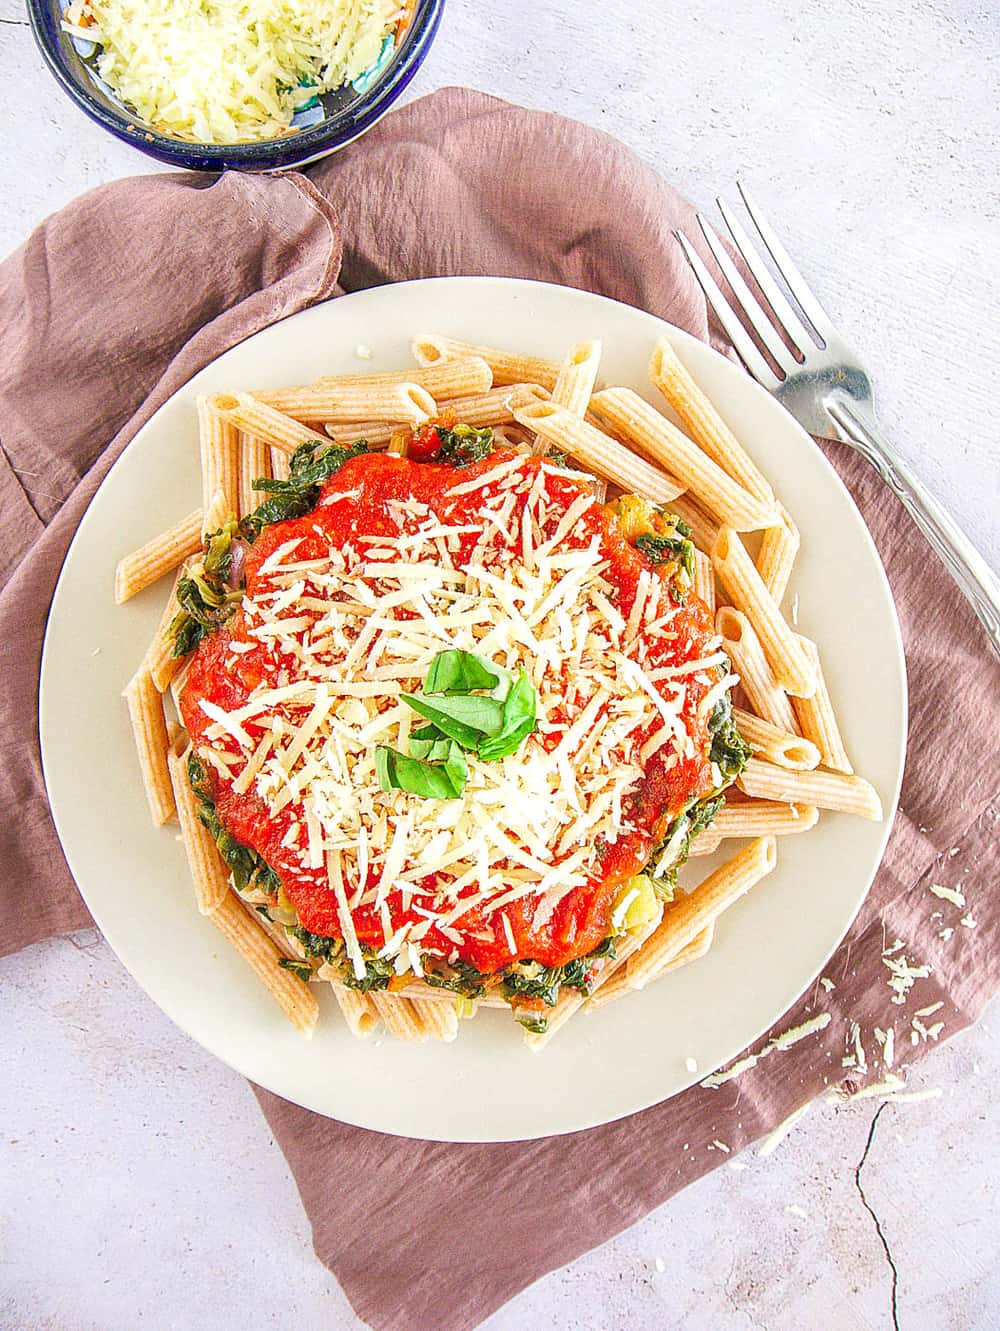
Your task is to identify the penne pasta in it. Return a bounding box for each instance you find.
[370,991,428,1042]
[254,356,493,415]
[144,565,186,693]
[124,667,175,825]
[238,431,271,519]
[413,333,560,390]
[233,380,438,427]
[755,507,800,606]
[712,528,816,697]
[444,383,549,431]
[209,892,319,1036]
[210,393,328,455]
[716,606,797,732]
[167,742,229,914]
[589,387,778,531]
[707,799,819,839]
[737,757,882,820]
[409,997,460,1042]
[325,420,394,448]
[586,924,715,1009]
[513,399,685,505]
[692,549,716,614]
[114,507,203,604]
[648,337,774,504]
[626,837,778,990]
[732,708,820,770]
[269,445,292,481]
[550,339,601,417]
[792,637,854,774]
[197,395,240,530]
[319,973,379,1037]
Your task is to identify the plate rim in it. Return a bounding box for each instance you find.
[38,275,907,1141]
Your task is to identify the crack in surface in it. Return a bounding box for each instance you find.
[855,1103,901,1331]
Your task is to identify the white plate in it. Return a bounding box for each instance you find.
[39,278,906,1142]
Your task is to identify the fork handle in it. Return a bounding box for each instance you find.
[830,402,1000,658]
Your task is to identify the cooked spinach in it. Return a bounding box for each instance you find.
[635,530,696,584]
[239,439,368,542]
[290,924,341,962]
[500,938,619,1007]
[423,957,488,999]
[186,751,280,896]
[341,948,395,994]
[435,423,495,467]
[708,684,753,781]
[277,958,313,983]
[169,519,243,657]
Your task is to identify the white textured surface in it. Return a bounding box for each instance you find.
[1,0,998,1327]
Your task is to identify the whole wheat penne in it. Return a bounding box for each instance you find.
[627,837,777,990]
[792,637,854,774]
[712,528,816,697]
[732,708,820,770]
[587,924,715,1009]
[209,892,319,1036]
[446,383,549,430]
[709,800,820,838]
[255,356,493,414]
[210,393,327,455]
[269,445,292,481]
[124,668,175,825]
[238,431,271,518]
[413,333,560,391]
[232,381,437,427]
[144,565,185,693]
[202,486,230,538]
[197,396,240,530]
[513,399,684,504]
[551,340,601,417]
[317,971,380,1037]
[649,337,774,504]
[409,997,460,1042]
[755,507,800,606]
[325,420,394,447]
[737,757,882,820]
[370,991,428,1042]
[167,743,229,913]
[523,906,663,1051]
[687,832,723,857]
[693,549,716,614]
[114,507,203,604]
[716,607,796,731]
[589,387,778,531]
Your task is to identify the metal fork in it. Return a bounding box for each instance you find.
[676,184,1000,658]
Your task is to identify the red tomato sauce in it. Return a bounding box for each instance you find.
[180,448,719,975]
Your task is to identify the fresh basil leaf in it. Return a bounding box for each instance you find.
[401,692,505,748]
[477,670,538,761]
[376,742,468,799]
[424,649,501,695]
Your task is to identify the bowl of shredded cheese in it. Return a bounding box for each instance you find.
[28,0,442,170]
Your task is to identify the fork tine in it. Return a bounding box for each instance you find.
[696,214,798,374]
[675,230,780,390]
[716,196,816,355]
[737,183,836,339]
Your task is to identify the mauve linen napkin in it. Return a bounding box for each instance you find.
[1,88,998,1331]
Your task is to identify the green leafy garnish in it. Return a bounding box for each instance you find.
[423,956,488,999]
[240,438,368,542]
[400,690,506,747]
[435,423,495,467]
[500,938,618,1008]
[341,947,395,993]
[289,925,341,962]
[423,649,500,695]
[277,958,313,982]
[376,740,468,800]
[477,670,537,761]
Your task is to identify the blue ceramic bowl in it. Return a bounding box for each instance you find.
[27,0,443,171]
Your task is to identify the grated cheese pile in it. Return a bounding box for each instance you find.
[190,455,722,980]
[62,0,400,144]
